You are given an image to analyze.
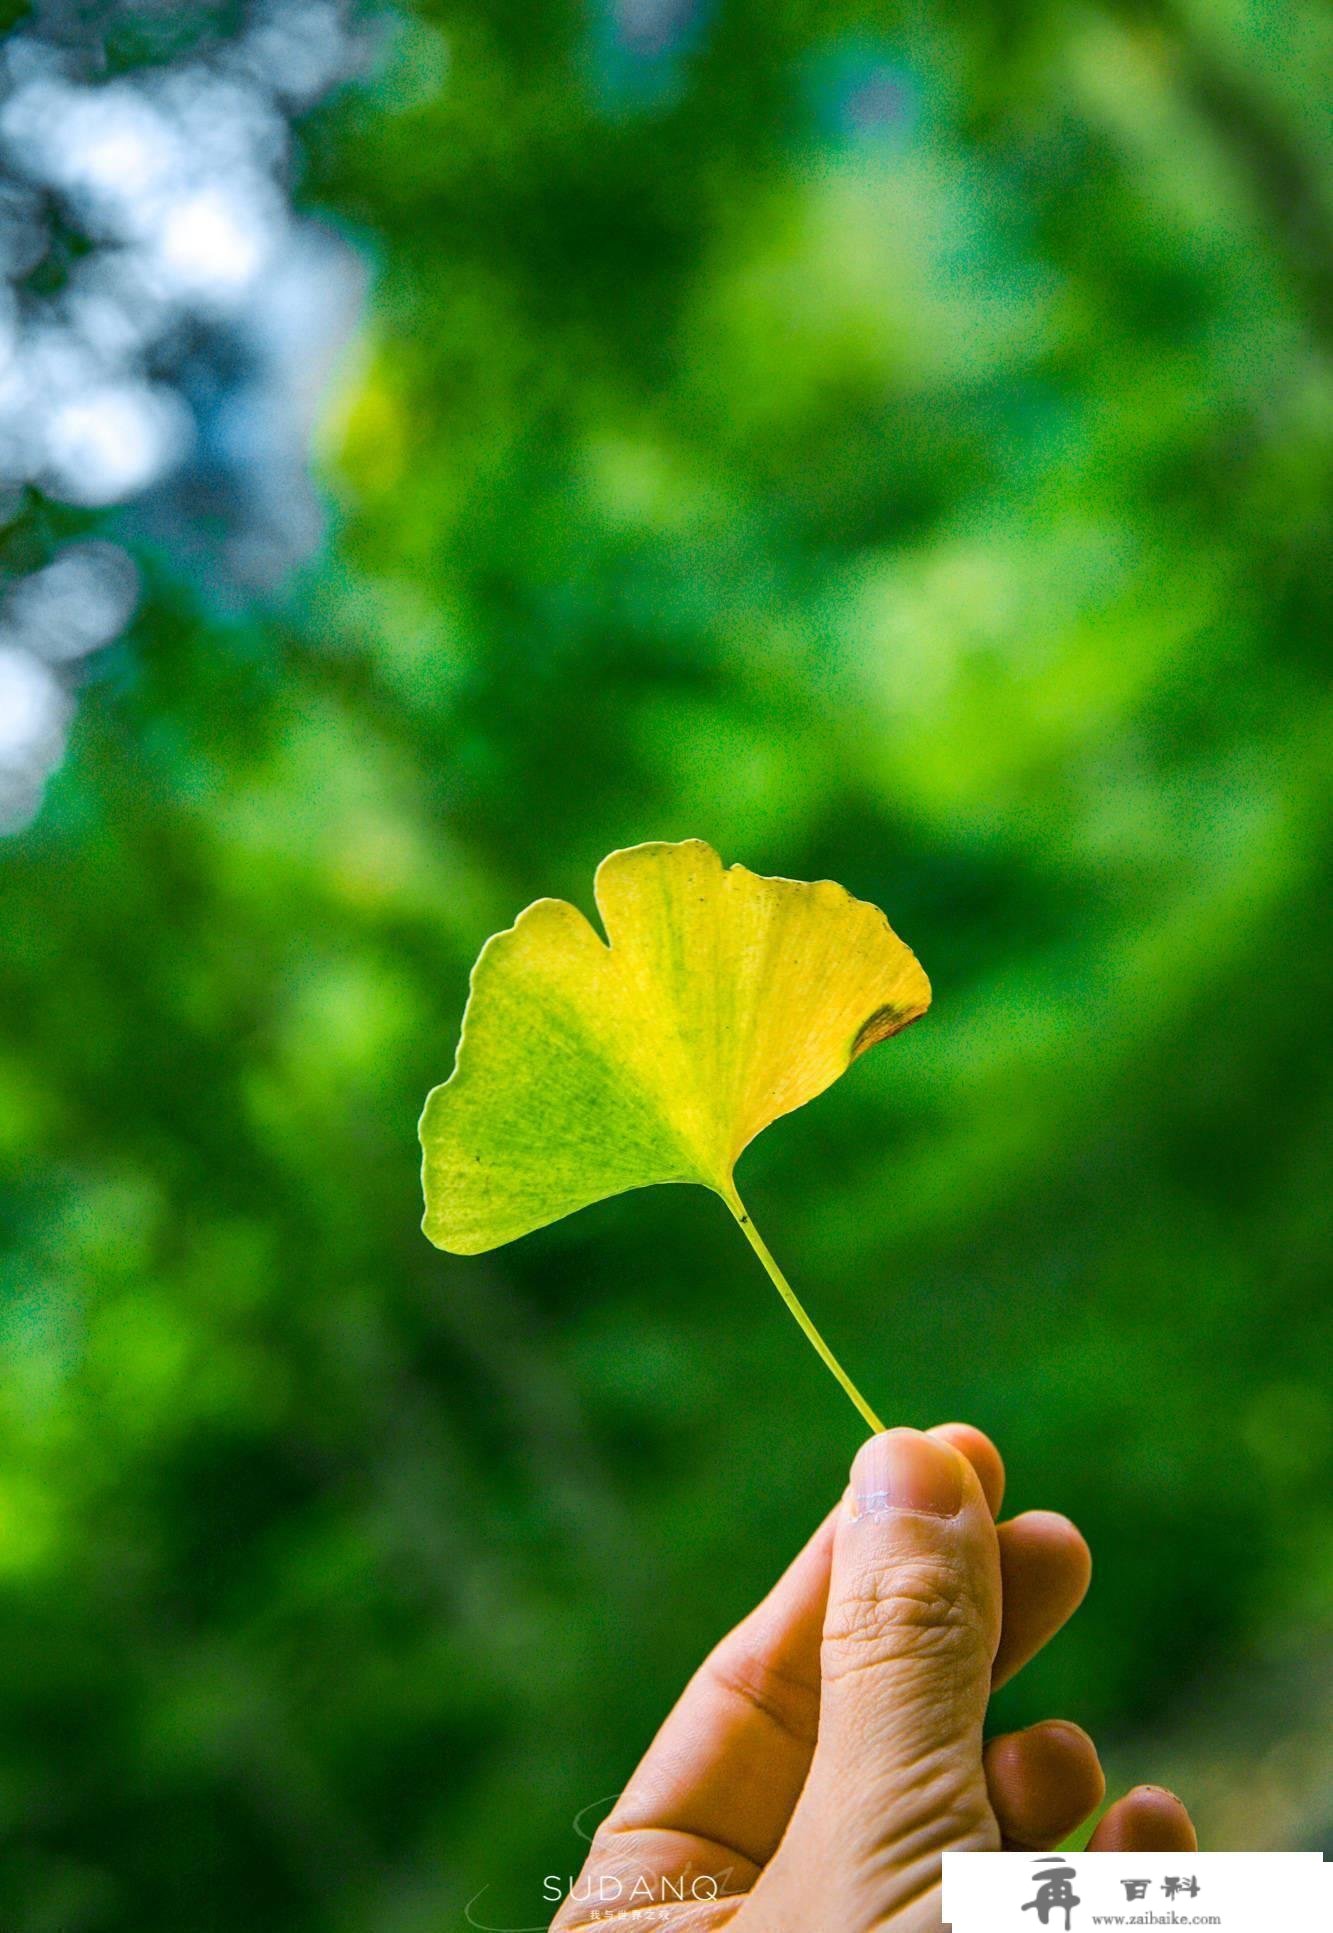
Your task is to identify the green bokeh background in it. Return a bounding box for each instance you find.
[2,2,1332,1927]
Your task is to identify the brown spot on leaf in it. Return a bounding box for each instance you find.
[851,1003,921,1058]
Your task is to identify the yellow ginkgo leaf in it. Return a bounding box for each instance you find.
[419,839,930,1430]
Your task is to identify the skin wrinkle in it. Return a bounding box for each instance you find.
[853,1758,996,1864]
[824,1775,998,1933]
[820,1552,995,1687]
[699,1644,823,1754]
[813,1734,995,1863]
[756,1790,995,1933]
[595,1819,758,1878]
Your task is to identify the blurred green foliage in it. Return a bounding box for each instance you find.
[2,0,1332,1927]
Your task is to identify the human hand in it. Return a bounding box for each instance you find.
[553,1424,1195,1932]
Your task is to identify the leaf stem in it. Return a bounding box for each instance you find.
[722,1184,885,1436]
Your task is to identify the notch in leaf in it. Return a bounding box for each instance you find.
[419,839,930,1432]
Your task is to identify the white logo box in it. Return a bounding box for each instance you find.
[942,1850,1331,1931]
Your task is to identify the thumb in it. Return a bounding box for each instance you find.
[770,1429,1001,1927]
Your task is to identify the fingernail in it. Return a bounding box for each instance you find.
[851,1428,965,1520]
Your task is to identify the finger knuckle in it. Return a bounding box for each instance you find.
[824,1553,988,1679]
[703,1636,820,1750]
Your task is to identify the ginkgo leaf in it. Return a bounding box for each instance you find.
[419,839,930,1430]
